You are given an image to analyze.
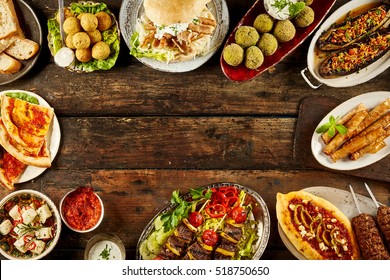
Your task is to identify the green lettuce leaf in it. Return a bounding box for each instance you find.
[46,2,119,71]
[130,32,174,62]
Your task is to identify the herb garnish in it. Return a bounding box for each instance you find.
[99,244,112,260]
[272,0,306,17]
[160,188,212,233]
[316,115,348,137]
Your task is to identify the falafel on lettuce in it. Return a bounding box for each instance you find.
[130,0,217,63]
[47,2,120,72]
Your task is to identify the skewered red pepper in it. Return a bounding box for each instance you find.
[205,204,226,218]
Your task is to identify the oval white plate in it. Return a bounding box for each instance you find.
[305,0,390,88]
[119,0,229,72]
[278,186,379,260]
[311,91,390,171]
[0,90,61,183]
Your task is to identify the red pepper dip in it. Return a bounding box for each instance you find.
[62,187,103,231]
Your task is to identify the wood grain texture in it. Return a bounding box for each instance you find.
[0,0,389,260]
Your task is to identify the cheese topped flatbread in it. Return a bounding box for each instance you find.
[1,95,54,155]
[276,191,360,260]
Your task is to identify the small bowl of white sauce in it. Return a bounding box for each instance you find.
[84,233,126,260]
[264,0,304,20]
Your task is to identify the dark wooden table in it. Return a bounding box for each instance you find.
[0,0,389,260]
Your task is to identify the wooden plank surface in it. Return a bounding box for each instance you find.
[0,0,389,260]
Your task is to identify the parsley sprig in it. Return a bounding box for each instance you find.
[160,188,212,233]
[272,0,306,17]
[316,115,348,137]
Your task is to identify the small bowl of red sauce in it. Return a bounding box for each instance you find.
[59,187,104,233]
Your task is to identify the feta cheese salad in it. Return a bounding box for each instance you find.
[0,190,60,259]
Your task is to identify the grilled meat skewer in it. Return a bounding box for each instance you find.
[364,183,390,249]
[349,185,390,260]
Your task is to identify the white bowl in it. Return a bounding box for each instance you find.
[0,189,61,260]
[59,187,104,233]
[84,233,126,260]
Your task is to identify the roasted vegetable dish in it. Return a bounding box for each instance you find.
[319,28,390,77]
[317,2,390,51]
[316,1,390,78]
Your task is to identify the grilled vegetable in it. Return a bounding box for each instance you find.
[319,28,390,78]
[317,2,390,51]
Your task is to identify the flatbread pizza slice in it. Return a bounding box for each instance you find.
[276,191,361,260]
[1,95,54,155]
[0,147,26,191]
[0,119,51,167]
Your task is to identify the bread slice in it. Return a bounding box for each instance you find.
[0,52,22,74]
[0,0,24,40]
[5,35,39,60]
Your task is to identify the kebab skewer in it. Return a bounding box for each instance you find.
[363,183,390,250]
[349,185,390,260]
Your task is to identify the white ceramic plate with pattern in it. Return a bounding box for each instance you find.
[0,90,61,183]
[119,0,229,72]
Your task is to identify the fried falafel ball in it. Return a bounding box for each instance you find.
[273,20,296,42]
[304,0,314,5]
[235,26,260,48]
[87,29,102,44]
[253,13,274,33]
[95,11,112,31]
[80,13,98,32]
[73,32,91,49]
[92,41,111,60]
[222,43,244,67]
[245,46,264,70]
[76,48,92,62]
[257,33,278,56]
[63,16,81,35]
[56,7,73,23]
[294,6,315,27]
[65,34,76,49]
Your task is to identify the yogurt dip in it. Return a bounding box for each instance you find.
[264,0,303,20]
[87,240,124,260]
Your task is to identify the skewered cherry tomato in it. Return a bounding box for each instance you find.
[202,229,218,246]
[188,211,203,227]
[230,206,247,224]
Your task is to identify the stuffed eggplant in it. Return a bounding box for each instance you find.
[319,28,390,78]
[317,2,390,51]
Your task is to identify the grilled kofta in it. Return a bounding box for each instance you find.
[352,213,390,260]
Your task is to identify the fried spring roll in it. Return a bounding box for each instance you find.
[350,127,390,160]
[354,98,390,136]
[330,127,386,162]
[323,109,368,155]
[322,103,367,144]
[358,112,390,137]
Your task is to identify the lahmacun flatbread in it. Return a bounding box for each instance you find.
[276,190,360,260]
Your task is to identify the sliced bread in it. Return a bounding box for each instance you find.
[0,0,24,39]
[0,52,22,74]
[5,35,39,60]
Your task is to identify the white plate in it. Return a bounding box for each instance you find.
[119,0,229,72]
[278,186,379,260]
[0,0,42,85]
[311,91,390,171]
[0,90,61,183]
[303,0,390,88]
